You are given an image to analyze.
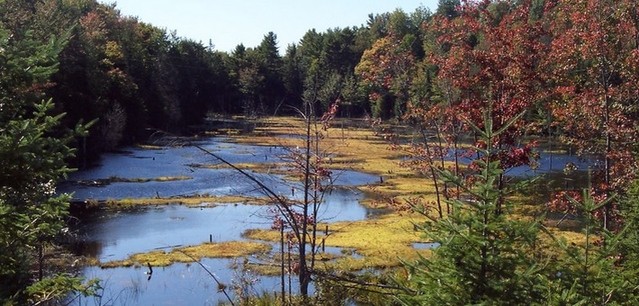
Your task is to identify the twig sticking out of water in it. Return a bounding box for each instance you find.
[174,249,236,306]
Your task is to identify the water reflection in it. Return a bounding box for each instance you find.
[506,151,597,177]
[446,148,597,178]
[72,205,270,261]
[74,258,301,306]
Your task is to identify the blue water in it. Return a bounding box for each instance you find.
[58,137,378,201]
[73,258,304,306]
[62,136,379,305]
[442,147,597,177]
[74,192,369,263]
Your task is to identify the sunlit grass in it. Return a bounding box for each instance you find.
[100,241,272,268]
[136,144,164,150]
[243,213,433,273]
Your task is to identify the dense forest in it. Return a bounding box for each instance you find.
[2,0,639,304]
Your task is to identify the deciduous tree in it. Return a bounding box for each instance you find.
[545,0,639,230]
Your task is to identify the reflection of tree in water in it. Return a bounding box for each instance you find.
[100,102,126,152]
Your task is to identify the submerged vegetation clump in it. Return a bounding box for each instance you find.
[103,194,272,207]
[76,175,192,187]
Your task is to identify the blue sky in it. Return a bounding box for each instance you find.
[102,1,438,53]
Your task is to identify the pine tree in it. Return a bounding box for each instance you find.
[615,182,639,302]
[400,110,547,305]
[0,15,94,304]
[545,181,639,304]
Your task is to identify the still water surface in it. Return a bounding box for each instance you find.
[63,137,377,305]
[63,136,594,305]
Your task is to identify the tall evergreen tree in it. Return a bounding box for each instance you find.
[436,0,461,19]
[282,44,304,111]
[256,31,285,113]
[0,13,93,303]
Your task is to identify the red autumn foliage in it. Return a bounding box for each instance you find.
[421,0,547,175]
[544,0,639,227]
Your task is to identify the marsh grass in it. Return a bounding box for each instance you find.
[243,213,433,273]
[228,117,590,273]
[189,162,292,178]
[77,175,192,187]
[100,241,272,268]
[105,195,272,207]
[135,144,164,150]
[95,116,589,276]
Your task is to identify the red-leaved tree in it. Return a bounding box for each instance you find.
[407,0,547,215]
[544,0,639,230]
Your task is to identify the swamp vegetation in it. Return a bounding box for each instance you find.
[3,0,639,305]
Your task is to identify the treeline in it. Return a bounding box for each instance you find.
[5,0,638,182]
[2,0,236,159]
[0,0,430,164]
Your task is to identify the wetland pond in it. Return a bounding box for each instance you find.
[59,134,596,305]
[59,136,380,305]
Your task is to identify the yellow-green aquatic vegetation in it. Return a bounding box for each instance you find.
[231,117,448,210]
[101,241,272,268]
[243,213,433,272]
[105,195,272,207]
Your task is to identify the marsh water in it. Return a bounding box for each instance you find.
[60,136,380,305]
[59,134,596,305]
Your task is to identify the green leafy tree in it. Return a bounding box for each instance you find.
[291,27,369,117]
[355,34,417,119]
[168,38,231,125]
[355,8,427,119]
